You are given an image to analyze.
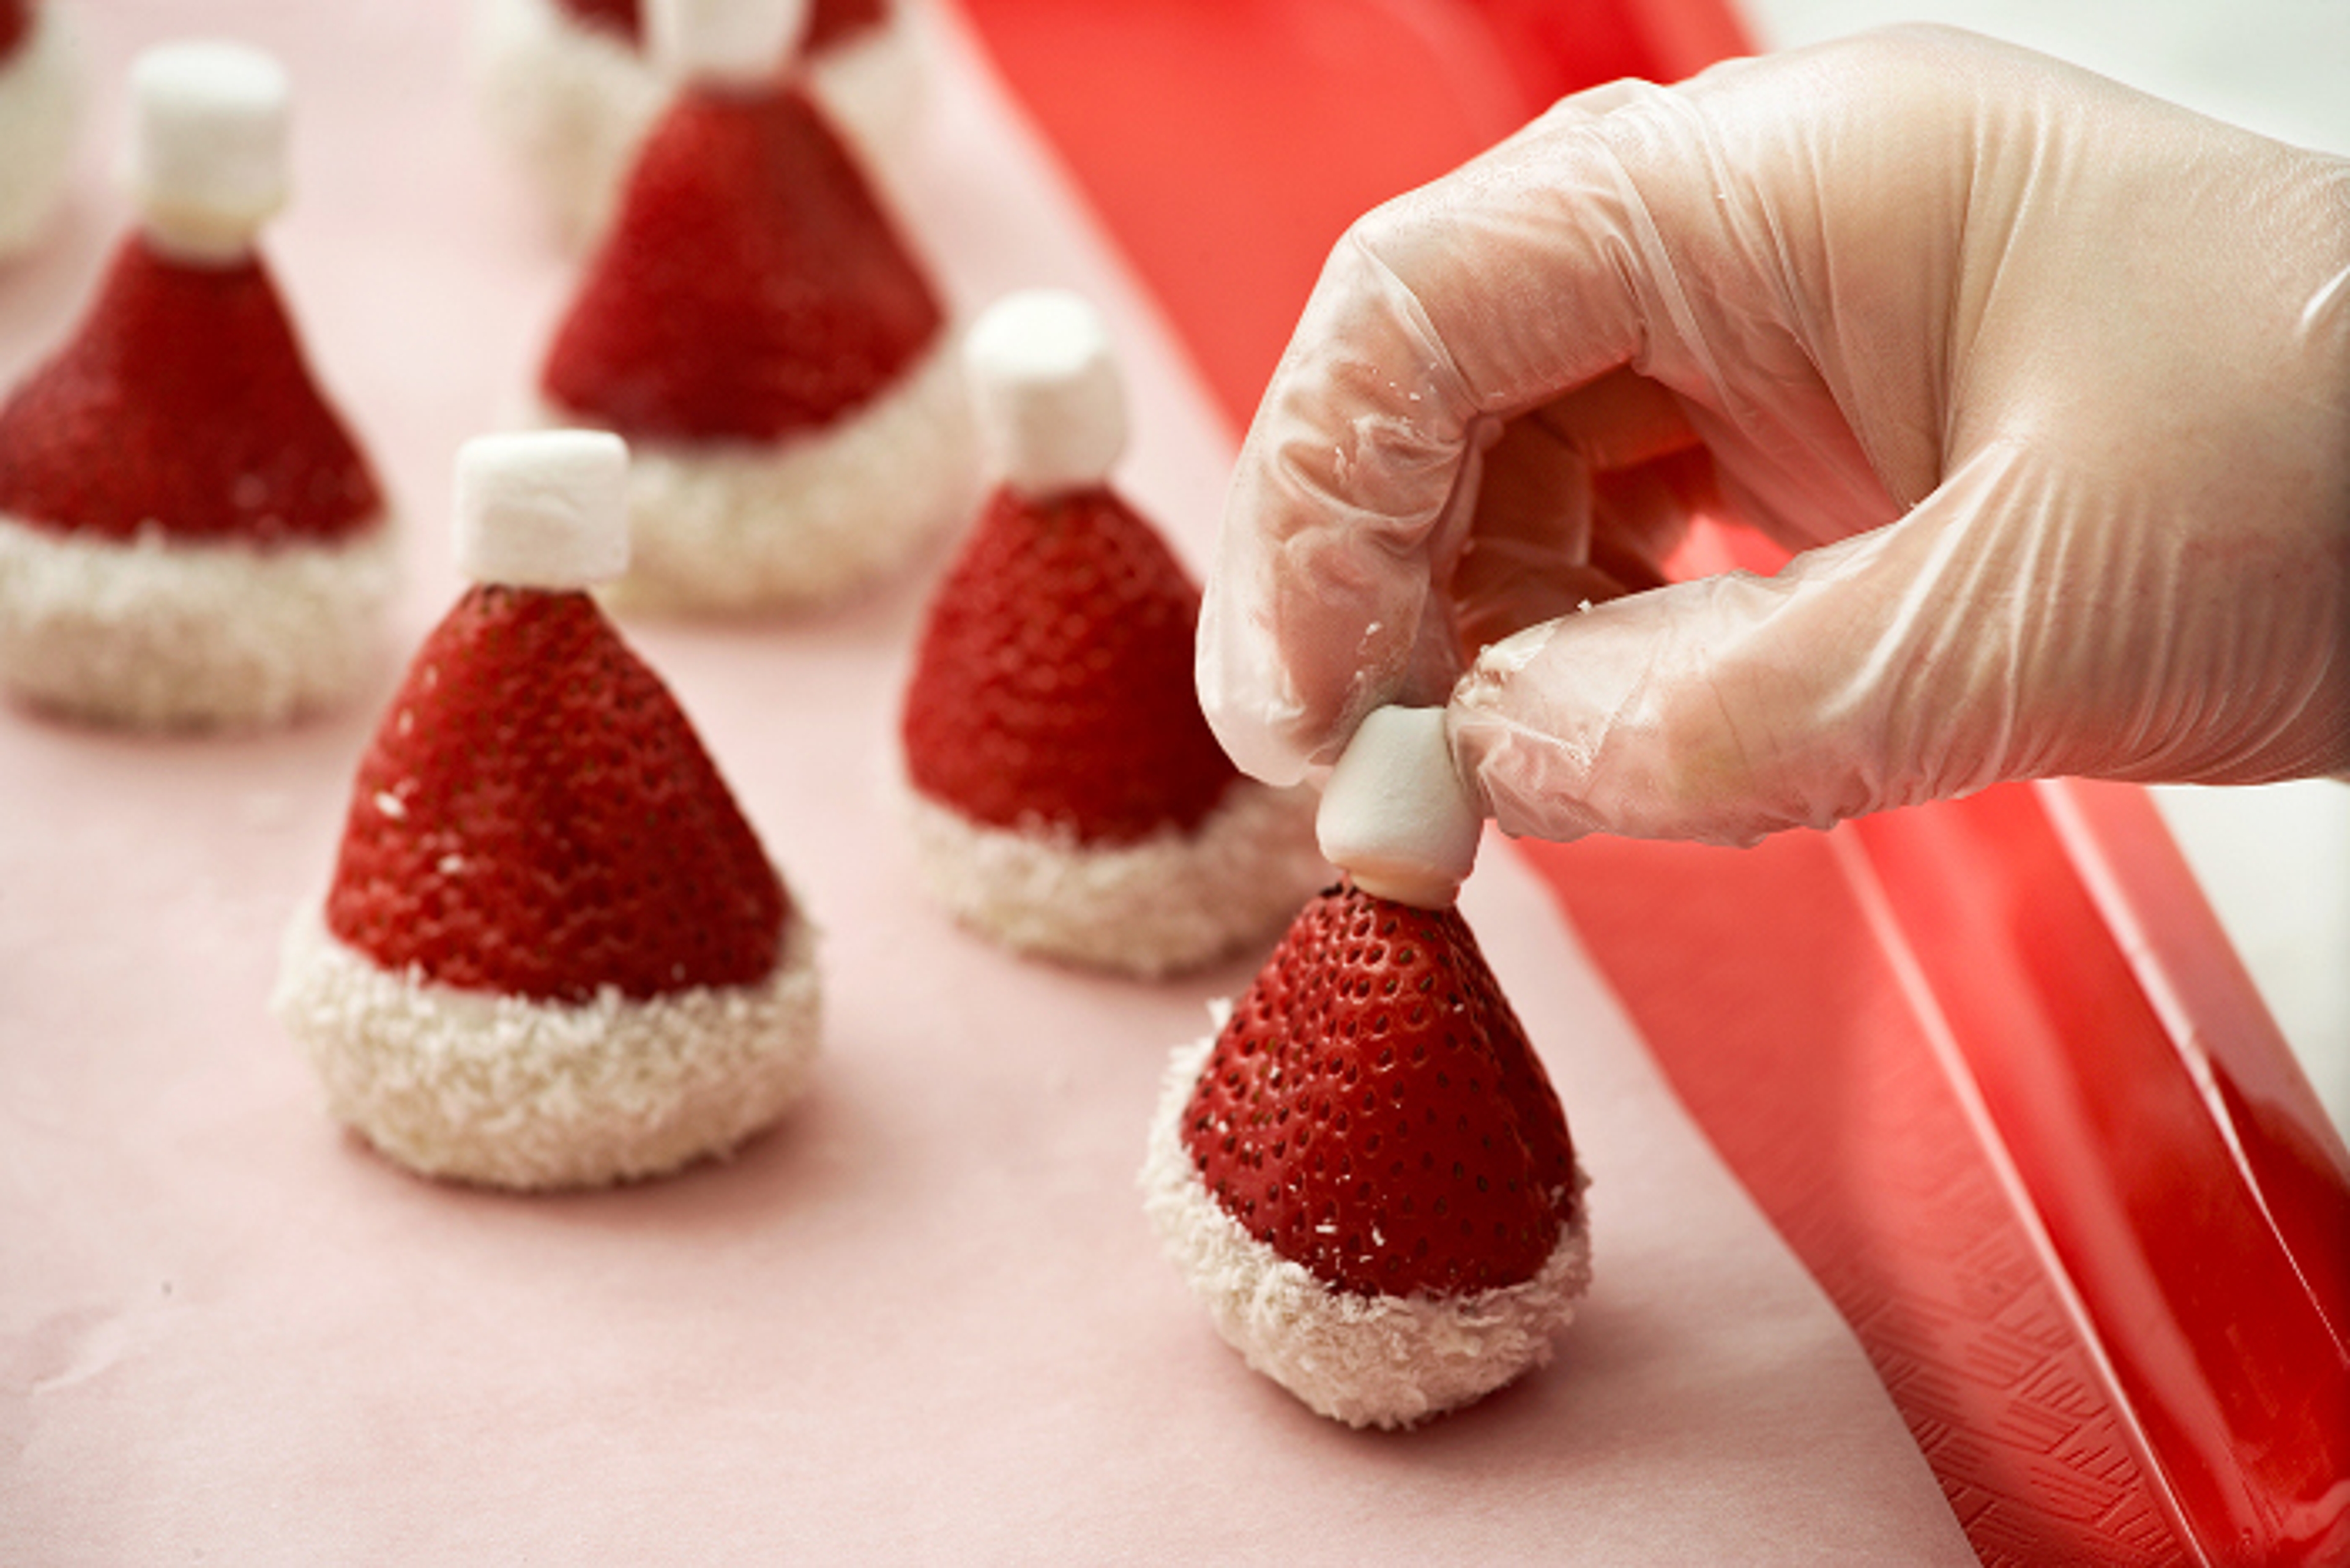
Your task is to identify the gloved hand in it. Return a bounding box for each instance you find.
[1196,24,2350,846]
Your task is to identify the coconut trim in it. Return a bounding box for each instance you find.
[802,3,924,166]
[0,511,396,730]
[905,777,1328,979]
[272,903,822,1191]
[538,331,975,614]
[1143,1032,1593,1430]
[469,0,666,246]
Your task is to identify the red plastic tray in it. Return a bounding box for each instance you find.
[954,3,2350,1564]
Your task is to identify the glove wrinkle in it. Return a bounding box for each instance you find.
[1204,25,2350,839]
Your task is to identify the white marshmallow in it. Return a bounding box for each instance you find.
[964,289,1126,499]
[455,430,630,591]
[124,42,289,264]
[1316,704,1483,908]
[646,0,809,88]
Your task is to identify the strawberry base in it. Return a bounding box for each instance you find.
[534,332,973,614]
[0,0,74,260]
[474,0,923,247]
[1144,1031,1592,1430]
[272,903,822,1190]
[0,510,395,729]
[904,776,1326,979]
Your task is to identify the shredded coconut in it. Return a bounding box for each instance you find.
[535,333,975,614]
[0,511,397,729]
[272,904,822,1190]
[905,777,1329,978]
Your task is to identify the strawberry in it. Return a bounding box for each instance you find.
[0,1,29,60]
[324,584,787,1003]
[538,80,941,444]
[1179,880,1581,1299]
[0,237,383,547]
[901,483,1237,845]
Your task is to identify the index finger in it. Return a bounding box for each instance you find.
[1194,76,1723,785]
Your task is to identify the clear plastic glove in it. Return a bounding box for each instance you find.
[1196,25,2350,846]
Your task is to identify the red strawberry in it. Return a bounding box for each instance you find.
[1181,880,1581,1299]
[0,1,29,60]
[324,584,787,1003]
[539,79,941,444]
[901,483,1237,845]
[0,237,383,547]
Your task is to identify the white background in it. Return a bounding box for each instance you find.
[1743,0,2350,1136]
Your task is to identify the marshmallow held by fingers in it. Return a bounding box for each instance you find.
[1316,704,1485,907]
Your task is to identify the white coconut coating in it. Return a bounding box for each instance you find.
[0,0,81,260]
[1143,1031,1593,1430]
[537,330,975,614]
[903,777,1328,979]
[469,0,668,247]
[1316,704,1484,908]
[964,288,1125,499]
[273,905,823,1191]
[0,511,396,729]
[124,40,289,264]
[802,6,921,162]
[455,428,630,590]
[646,0,808,87]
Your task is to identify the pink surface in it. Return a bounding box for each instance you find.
[2,4,1972,1559]
[965,1,2350,1556]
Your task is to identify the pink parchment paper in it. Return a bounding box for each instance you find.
[0,4,1978,1561]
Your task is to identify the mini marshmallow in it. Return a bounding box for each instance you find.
[646,0,809,88]
[455,430,630,590]
[124,42,288,264]
[1316,704,1483,908]
[964,289,1126,499]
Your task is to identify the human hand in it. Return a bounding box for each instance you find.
[1195,25,2349,845]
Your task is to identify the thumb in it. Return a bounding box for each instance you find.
[1445,447,2350,846]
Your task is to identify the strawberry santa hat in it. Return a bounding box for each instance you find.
[272,430,822,1190]
[0,40,394,729]
[472,0,920,247]
[1144,708,1592,1428]
[898,289,1327,977]
[0,0,80,259]
[528,0,971,613]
